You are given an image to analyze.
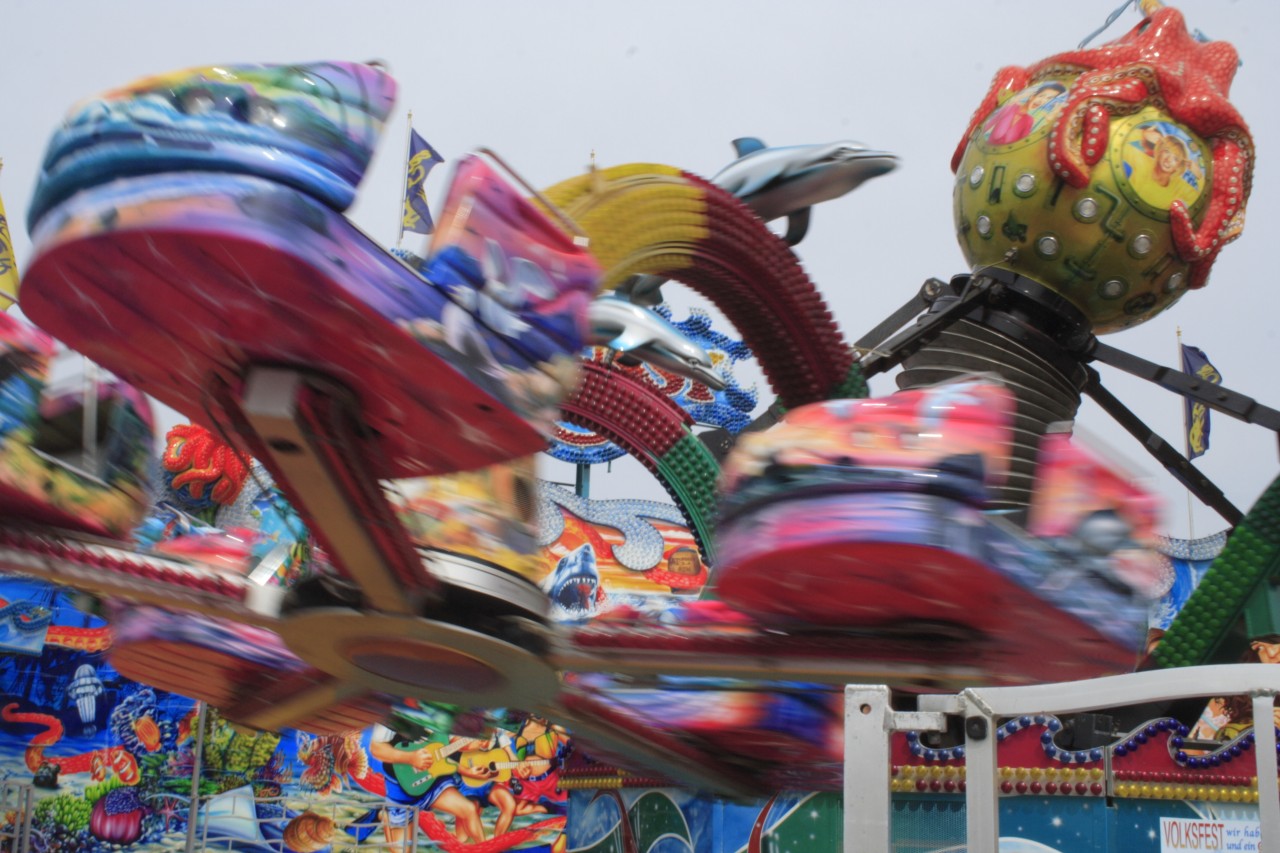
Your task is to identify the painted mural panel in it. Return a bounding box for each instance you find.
[566,789,1272,853]
[0,575,199,852]
[0,575,572,853]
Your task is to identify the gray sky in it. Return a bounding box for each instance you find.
[2,0,1277,540]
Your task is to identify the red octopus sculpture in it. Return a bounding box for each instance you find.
[161,423,250,507]
[953,6,1252,290]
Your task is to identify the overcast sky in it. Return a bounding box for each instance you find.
[1,0,1277,540]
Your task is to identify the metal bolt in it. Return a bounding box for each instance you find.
[1074,198,1100,221]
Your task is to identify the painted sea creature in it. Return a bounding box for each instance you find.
[89,786,146,845]
[131,714,162,752]
[66,664,103,736]
[542,543,605,618]
[536,483,687,571]
[283,811,336,853]
[1,703,140,784]
[296,731,369,795]
[110,688,175,755]
[176,706,200,744]
[161,423,249,511]
[587,296,724,390]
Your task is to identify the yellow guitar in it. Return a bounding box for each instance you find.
[456,749,553,784]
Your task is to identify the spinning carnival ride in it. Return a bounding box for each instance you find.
[2,3,1280,851]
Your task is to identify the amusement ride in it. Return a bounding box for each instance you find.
[0,2,1279,852]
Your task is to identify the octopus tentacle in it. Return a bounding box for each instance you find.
[2,704,63,772]
[1171,131,1252,289]
[0,704,139,782]
[957,6,1253,291]
[951,65,1029,173]
[2,703,63,745]
[1047,69,1154,188]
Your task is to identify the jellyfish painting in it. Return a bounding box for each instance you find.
[66,664,103,736]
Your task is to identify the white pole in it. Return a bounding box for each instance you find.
[396,111,414,249]
[184,702,209,853]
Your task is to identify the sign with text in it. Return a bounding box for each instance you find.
[1160,817,1260,852]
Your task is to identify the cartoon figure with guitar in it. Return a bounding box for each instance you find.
[508,715,571,814]
[451,739,525,837]
[367,718,488,846]
[368,713,559,847]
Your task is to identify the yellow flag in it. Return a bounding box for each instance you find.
[0,165,18,307]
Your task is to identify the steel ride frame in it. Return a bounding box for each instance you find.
[845,664,1280,852]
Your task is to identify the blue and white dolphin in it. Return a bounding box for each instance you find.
[587,296,725,390]
[712,137,898,244]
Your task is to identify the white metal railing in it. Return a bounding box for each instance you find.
[846,664,1280,852]
[0,781,33,853]
[194,790,428,853]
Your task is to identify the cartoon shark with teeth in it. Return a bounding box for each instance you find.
[619,137,898,306]
[543,543,605,618]
[587,295,726,390]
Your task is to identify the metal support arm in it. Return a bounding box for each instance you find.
[1090,339,1280,432]
[859,277,993,378]
[1082,366,1243,525]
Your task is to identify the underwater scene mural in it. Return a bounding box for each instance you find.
[0,573,572,853]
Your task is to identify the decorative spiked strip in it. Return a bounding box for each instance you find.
[560,362,719,563]
[828,361,870,401]
[1155,473,1280,667]
[557,769,668,791]
[541,164,855,410]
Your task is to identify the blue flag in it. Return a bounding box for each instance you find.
[1181,343,1222,460]
[402,130,443,237]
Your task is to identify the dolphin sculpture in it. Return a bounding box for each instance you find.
[714,137,898,243]
[587,296,726,390]
[618,137,898,305]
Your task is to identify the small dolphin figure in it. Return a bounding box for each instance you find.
[619,137,897,306]
[714,137,898,243]
[587,296,725,390]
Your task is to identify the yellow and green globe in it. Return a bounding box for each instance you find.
[954,80,1212,333]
